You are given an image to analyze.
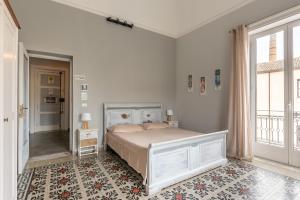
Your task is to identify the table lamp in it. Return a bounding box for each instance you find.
[81,113,91,129]
[167,109,173,121]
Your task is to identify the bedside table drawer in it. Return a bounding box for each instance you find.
[80,131,97,139]
[80,138,97,147]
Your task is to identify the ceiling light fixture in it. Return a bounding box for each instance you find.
[106,17,134,29]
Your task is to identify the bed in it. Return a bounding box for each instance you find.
[104,103,228,195]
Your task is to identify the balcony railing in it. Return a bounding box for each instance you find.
[256,110,300,149]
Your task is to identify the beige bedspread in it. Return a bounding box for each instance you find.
[105,128,203,184]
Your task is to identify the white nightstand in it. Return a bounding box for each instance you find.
[78,129,98,157]
[164,120,179,128]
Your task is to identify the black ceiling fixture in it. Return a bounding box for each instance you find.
[106,17,134,29]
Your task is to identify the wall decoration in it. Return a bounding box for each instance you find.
[200,76,206,95]
[214,69,221,90]
[188,74,193,92]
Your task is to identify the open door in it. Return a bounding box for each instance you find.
[18,43,29,174]
[0,1,19,198]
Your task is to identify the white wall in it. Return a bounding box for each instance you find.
[176,0,300,133]
[11,0,176,151]
[12,0,300,145]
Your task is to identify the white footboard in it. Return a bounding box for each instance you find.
[146,130,228,195]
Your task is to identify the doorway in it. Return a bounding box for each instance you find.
[28,56,71,158]
[251,19,300,167]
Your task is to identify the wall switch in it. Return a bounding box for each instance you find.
[74,74,86,81]
[81,92,88,101]
[81,103,88,107]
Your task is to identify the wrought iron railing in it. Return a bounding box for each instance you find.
[256,112,284,145]
[256,110,300,149]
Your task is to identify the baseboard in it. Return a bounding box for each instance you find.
[29,151,72,161]
[31,129,69,134]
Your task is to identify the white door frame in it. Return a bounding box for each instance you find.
[18,43,30,174]
[31,69,60,132]
[250,24,289,164]
[288,19,300,167]
[34,69,62,132]
[251,20,300,167]
[28,53,73,152]
[30,59,70,133]
[0,0,18,199]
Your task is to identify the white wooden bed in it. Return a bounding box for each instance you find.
[103,103,228,195]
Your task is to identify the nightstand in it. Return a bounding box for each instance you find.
[164,120,179,128]
[78,129,98,157]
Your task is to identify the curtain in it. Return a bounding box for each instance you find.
[227,25,253,161]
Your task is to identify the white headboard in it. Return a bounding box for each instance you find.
[103,103,163,134]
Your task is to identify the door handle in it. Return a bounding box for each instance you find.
[19,104,29,117]
[20,104,28,110]
[3,118,8,122]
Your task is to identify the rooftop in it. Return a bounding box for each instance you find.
[257,57,300,73]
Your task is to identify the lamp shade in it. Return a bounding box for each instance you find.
[81,113,91,121]
[167,109,173,116]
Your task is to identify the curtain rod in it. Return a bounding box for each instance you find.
[228,24,248,33]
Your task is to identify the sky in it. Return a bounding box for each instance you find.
[256,25,300,64]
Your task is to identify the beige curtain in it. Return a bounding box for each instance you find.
[227,25,253,161]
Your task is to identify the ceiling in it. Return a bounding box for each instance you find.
[51,0,255,38]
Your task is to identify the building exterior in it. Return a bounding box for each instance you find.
[256,34,300,149]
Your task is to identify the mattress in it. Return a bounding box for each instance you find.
[105,127,203,184]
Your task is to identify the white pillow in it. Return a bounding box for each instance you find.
[143,122,169,130]
[111,124,144,133]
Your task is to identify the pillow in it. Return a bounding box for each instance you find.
[143,122,169,130]
[111,124,144,133]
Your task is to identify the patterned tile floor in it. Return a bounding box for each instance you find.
[18,150,300,200]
